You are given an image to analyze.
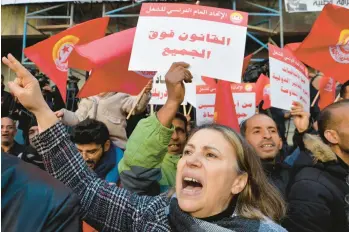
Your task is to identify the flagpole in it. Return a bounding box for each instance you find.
[127,87,146,120]
[150,104,154,115]
[334,93,341,102]
[311,92,320,107]
[183,105,187,116]
[187,105,193,115]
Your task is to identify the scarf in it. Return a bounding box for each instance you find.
[167,197,261,232]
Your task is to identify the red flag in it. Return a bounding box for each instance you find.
[70,28,154,98]
[284,42,301,54]
[294,4,349,84]
[255,74,270,106]
[262,83,271,110]
[202,54,252,87]
[242,53,253,76]
[214,80,240,132]
[318,76,336,110]
[24,17,109,102]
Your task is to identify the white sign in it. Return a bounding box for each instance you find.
[149,83,187,105]
[195,84,256,126]
[285,0,349,13]
[269,44,310,112]
[2,0,181,5]
[129,3,248,83]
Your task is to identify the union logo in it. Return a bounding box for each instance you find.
[52,35,79,72]
[230,12,243,24]
[244,83,253,92]
[263,84,270,96]
[329,29,349,64]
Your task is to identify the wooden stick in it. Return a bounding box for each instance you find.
[183,105,187,116]
[334,93,341,103]
[127,87,146,120]
[150,104,154,115]
[311,91,320,107]
[187,105,193,115]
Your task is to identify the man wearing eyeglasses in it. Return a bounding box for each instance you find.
[284,99,349,232]
[71,118,123,185]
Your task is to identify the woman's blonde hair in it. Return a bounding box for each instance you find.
[185,124,286,223]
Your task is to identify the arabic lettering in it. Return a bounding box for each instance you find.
[198,104,215,109]
[145,6,166,14]
[162,48,212,59]
[148,31,232,46]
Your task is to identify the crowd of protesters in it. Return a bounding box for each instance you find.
[1,51,348,232]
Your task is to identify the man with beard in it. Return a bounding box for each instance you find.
[1,117,25,157]
[240,102,310,196]
[283,100,349,232]
[71,119,124,185]
[119,112,188,196]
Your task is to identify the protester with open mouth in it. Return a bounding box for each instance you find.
[3,54,287,232]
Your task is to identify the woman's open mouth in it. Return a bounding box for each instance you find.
[181,176,203,196]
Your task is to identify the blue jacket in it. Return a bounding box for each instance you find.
[94,144,123,184]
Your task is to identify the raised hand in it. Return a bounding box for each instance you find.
[2,54,48,114]
[291,101,310,133]
[2,54,57,131]
[165,62,192,105]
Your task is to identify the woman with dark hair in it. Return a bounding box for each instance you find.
[3,54,286,232]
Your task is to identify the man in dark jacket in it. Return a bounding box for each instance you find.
[71,119,123,184]
[1,116,25,156]
[283,100,349,232]
[1,153,82,231]
[240,113,290,196]
[240,101,310,196]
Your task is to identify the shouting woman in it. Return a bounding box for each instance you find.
[3,54,286,232]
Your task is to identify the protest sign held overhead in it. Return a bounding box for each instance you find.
[196,83,256,127]
[24,17,109,101]
[294,4,349,84]
[129,3,248,83]
[149,83,187,105]
[269,44,310,112]
[285,0,349,13]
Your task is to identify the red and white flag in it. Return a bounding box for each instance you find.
[24,17,109,101]
[294,4,349,84]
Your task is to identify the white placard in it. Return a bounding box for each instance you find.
[269,44,310,112]
[129,3,248,83]
[149,83,187,105]
[284,0,349,13]
[195,84,256,126]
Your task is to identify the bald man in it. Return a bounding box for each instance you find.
[1,117,25,157]
[283,100,349,232]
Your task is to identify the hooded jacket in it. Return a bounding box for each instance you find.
[61,92,151,149]
[283,134,349,232]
